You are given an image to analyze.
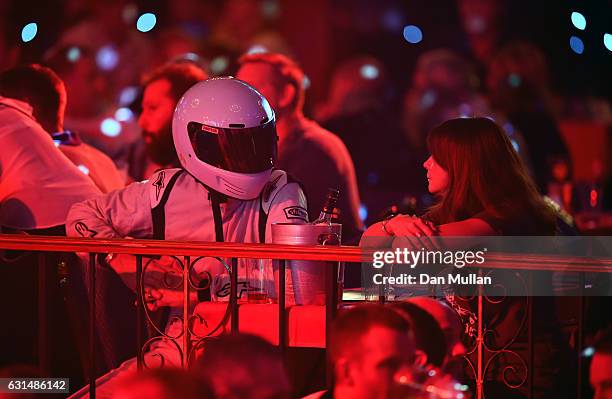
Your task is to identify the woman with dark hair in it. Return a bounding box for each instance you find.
[364,117,557,237]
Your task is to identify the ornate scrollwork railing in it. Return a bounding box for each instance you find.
[1,235,611,399]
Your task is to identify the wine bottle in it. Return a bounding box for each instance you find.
[311,188,340,225]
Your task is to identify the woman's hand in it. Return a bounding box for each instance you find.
[384,215,437,237]
[384,215,439,250]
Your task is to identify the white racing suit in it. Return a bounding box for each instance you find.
[66,168,308,398]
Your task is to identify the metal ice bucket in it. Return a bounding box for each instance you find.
[271,223,342,306]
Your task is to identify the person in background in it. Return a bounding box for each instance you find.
[406,297,467,377]
[589,326,612,399]
[364,117,557,238]
[0,64,102,378]
[0,65,102,233]
[316,56,418,225]
[393,300,448,370]
[487,41,570,192]
[66,77,308,397]
[131,61,208,181]
[0,64,123,193]
[237,52,363,244]
[303,304,416,399]
[196,333,291,399]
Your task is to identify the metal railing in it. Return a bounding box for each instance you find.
[1,234,611,399]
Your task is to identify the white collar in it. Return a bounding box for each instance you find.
[0,96,35,117]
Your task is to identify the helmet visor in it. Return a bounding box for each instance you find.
[187,120,277,174]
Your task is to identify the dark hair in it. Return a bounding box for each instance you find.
[393,302,447,367]
[196,333,282,369]
[330,304,412,363]
[0,64,65,131]
[195,333,289,399]
[238,52,305,112]
[142,61,208,101]
[425,117,556,234]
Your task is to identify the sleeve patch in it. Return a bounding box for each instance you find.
[283,206,309,222]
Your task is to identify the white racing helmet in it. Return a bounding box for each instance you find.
[172,77,277,199]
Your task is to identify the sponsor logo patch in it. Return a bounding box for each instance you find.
[283,206,308,221]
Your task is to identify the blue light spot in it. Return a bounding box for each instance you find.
[53,139,61,147]
[77,165,90,175]
[119,86,138,106]
[582,346,595,357]
[511,139,520,152]
[115,107,134,122]
[183,52,199,62]
[136,13,157,33]
[360,64,379,80]
[403,25,423,44]
[359,204,368,222]
[100,118,122,137]
[21,22,38,42]
[302,75,311,90]
[96,45,119,70]
[569,36,584,54]
[67,46,81,62]
[508,73,521,87]
[570,12,586,31]
[604,33,612,52]
[503,122,515,134]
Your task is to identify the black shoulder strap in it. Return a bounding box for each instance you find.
[209,190,224,242]
[151,170,184,240]
[258,198,267,244]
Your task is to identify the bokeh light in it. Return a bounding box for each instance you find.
[359,203,368,222]
[114,107,134,122]
[604,33,612,52]
[100,118,122,137]
[136,13,157,33]
[67,46,81,62]
[402,25,423,44]
[210,56,229,74]
[96,45,120,70]
[508,73,522,88]
[360,64,379,80]
[247,44,268,55]
[569,36,584,54]
[119,86,139,106]
[570,12,586,30]
[21,23,38,43]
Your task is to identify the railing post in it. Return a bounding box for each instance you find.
[325,260,339,389]
[279,259,286,353]
[136,255,143,371]
[89,253,96,399]
[476,269,483,399]
[37,253,49,374]
[183,256,191,368]
[231,257,238,332]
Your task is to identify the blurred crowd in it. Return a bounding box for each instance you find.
[1,0,610,229]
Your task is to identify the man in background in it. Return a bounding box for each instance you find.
[0,64,124,193]
[237,52,363,244]
[130,61,207,181]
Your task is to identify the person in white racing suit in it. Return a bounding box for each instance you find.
[66,77,308,398]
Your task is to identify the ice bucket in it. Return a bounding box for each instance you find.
[271,223,342,306]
